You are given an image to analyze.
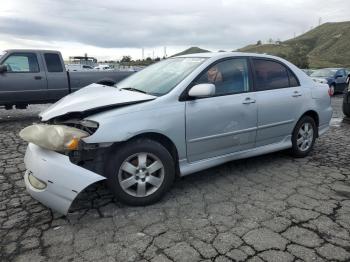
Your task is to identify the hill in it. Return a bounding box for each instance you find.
[238,21,350,68]
[171,47,210,57]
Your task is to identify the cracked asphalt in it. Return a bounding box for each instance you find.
[1,95,350,262]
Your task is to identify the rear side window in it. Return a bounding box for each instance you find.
[253,59,290,91]
[288,70,299,87]
[44,53,63,72]
[2,53,39,72]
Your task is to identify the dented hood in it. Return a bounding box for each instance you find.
[40,84,156,121]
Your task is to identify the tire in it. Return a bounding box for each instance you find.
[105,138,175,206]
[343,92,350,117]
[291,116,317,158]
[96,79,116,86]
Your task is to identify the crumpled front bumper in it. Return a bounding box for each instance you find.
[24,143,106,215]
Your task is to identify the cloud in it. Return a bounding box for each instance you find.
[0,0,348,58]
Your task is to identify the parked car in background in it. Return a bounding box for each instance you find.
[302,69,314,76]
[19,52,332,214]
[94,64,112,70]
[0,50,133,109]
[65,64,94,71]
[310,68,350,94]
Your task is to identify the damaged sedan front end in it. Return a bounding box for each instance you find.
[20,119,108,214]
[20,83,158,215]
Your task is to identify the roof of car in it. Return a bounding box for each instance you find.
[175,51,285,60]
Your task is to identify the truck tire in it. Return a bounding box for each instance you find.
[96,79,116,86]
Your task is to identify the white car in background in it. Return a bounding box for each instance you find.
[94,64,112,70]
[65,64,94,71]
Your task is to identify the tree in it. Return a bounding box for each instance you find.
[121,56,132,63]
[257,40,262,45]
[288,44,309,68]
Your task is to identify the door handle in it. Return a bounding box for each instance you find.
[292,91,302,97]
[34,76,42,80]
[242,97,256,104]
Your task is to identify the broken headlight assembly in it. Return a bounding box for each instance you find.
[19,124,90,151]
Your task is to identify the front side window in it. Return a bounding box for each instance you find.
[195,58,251,95]
[117,57,207,96]
[2,53,39,72]
[253,59,289,91]
[44,53,63,72]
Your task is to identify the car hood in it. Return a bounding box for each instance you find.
[40,84,156,121]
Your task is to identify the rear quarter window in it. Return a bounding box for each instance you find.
[44,53,63,72]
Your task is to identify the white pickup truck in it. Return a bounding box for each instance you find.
[0,49,133,109]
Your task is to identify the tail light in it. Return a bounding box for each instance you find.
[328,86,334,96]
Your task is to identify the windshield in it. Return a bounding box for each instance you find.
[310,69,337,78]
[116,57,207,96]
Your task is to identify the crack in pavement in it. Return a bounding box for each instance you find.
[1,96,350,262]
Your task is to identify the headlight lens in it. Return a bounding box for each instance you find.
[19,124,89,151]
[28,172,47,190]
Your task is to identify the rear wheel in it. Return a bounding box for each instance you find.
[291,116,317,158]
[105,139,175,205]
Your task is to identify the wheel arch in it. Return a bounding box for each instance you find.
[96,78,116,86]
[126,132,180,175]
[297,110,319,136]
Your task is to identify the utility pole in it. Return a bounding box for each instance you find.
[142,48,144,60]
[164,46,167,58]
[318,17,322,26]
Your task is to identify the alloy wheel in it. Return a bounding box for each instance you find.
[118,152,165,197]
[297,122,314,152]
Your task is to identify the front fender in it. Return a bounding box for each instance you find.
[84,104,186,159]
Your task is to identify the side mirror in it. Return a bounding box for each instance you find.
[188,84,215,98]
[0,65,7,73]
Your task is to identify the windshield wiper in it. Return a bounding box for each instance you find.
[120,87,147,94]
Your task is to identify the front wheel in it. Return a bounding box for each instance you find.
[105,139,175,206]
[291,116,317,158]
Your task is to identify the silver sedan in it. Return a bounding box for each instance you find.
[20,52,333,214]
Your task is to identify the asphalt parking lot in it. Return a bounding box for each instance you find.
[1,96,350,262]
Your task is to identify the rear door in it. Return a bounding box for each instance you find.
[185,58,257,162]
[252,58,307,147]
[0,52,47,104]
[42,52,70,100]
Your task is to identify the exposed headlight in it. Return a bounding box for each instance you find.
[19,124,89,151]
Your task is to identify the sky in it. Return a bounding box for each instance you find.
[0,0,349,61]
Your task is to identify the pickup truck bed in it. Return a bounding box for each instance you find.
[0,49,133,109]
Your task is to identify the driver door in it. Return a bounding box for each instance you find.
[0,52,47,105]
[185,58,257,162]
